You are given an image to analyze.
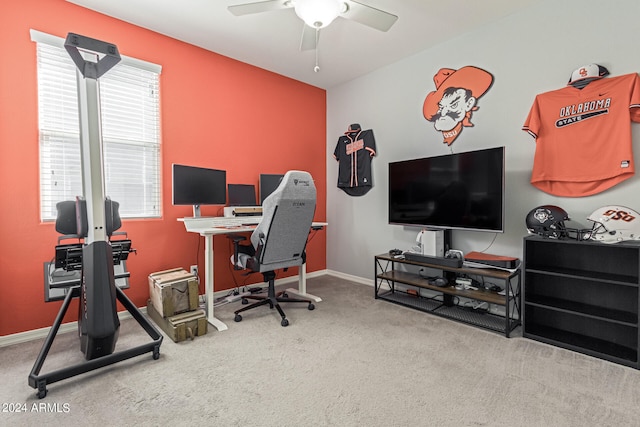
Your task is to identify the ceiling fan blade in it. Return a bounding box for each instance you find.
[228,0,292,16]
[300,24,318,51]
[342,0,398,32]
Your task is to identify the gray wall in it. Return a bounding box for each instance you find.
[326,0,640,280]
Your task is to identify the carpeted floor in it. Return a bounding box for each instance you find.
[2,275,640,426]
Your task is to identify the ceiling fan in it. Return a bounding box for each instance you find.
[228,0,398,71]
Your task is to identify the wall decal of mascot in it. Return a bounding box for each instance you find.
[423,66,494,146]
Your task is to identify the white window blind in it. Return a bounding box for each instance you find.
[32,30,162,221]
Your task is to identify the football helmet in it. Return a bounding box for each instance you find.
[526,205,569,239]
[584,206,640,243]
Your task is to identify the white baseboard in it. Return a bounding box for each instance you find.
[0,269,333,348]
[325,269,373,287]
[0,307,147,349]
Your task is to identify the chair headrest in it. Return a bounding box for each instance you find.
[267,170,316,202]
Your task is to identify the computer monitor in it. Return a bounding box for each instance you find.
[172,164,226,217]
[227,184,257,206]
[259,173,284,205]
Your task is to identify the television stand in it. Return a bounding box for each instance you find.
[375,253,521,337]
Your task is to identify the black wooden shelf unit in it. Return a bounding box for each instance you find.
[523,236,640,368]
[374,253,521,337]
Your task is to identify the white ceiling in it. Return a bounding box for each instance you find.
[66,0,539,89]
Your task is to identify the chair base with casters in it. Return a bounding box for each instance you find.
[233,270,315,327]
[228,234,314,327]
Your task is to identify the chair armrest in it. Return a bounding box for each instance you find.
[227,235,247,243]
[227,235,248,270]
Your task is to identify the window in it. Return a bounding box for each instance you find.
[31,30,162,220]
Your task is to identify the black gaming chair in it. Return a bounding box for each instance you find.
[229,170,317,327]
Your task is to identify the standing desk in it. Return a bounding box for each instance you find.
[179,218,327,331]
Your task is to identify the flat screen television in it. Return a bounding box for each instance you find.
[228,183,257,206]
[172,164,226,217]
[259,173,284,205]
[388,146,505,232]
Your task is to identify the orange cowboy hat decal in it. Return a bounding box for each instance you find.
[423,66,494,145]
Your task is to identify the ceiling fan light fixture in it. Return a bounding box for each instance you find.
[294,0,344,29]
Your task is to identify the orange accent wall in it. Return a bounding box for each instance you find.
[0,0,327,336]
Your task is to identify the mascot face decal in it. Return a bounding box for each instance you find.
[423,66,494,146]
[533,208,552,223]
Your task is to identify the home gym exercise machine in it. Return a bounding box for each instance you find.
[29,33,163,399]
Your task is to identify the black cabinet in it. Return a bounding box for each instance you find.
[375,254,521,337]
[523,236,640,368]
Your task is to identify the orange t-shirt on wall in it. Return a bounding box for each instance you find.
[523,72,640,197]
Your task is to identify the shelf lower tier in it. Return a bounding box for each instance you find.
[524,324,638,367]
[524,303,638,367]
[378,290,517,336]
[525,297,637,326]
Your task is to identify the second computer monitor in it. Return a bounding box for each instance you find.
[227,183,257,206]
[259,173,284,205]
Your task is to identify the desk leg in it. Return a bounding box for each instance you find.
[285,263,322,302]
[203,234,228,331]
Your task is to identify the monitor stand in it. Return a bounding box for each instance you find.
[193,204,201,217]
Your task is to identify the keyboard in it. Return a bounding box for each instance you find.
[180,215,263,232]
[208,216,262,227]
